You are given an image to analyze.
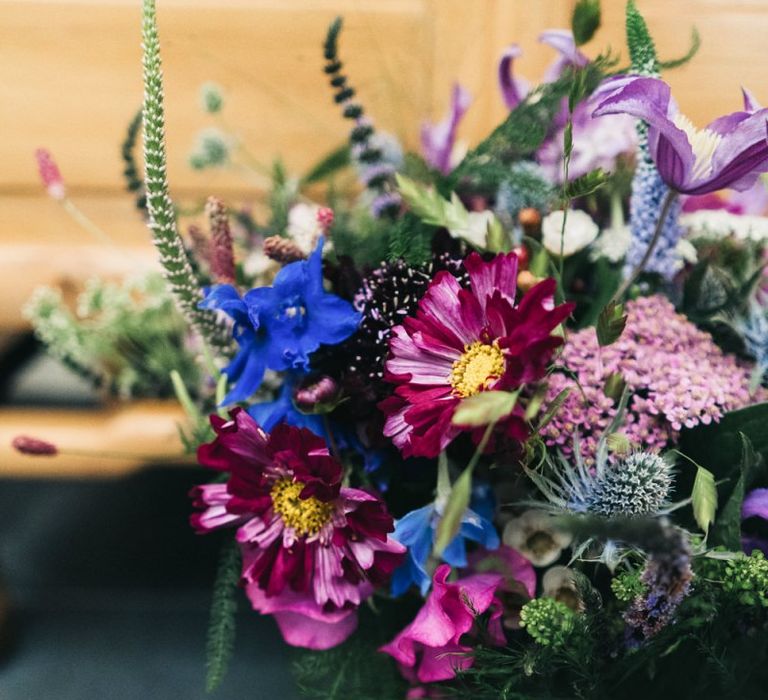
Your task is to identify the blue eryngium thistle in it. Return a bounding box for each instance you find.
[734,300,768,387]
[530,435,674,520]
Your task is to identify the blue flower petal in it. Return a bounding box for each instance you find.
[307,294,361,345]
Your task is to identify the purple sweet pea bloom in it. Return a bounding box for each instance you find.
[420,83,471,174]
[594,75,768,195]
[742,488,768,556]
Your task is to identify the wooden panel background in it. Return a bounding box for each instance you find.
[1,0,768,332]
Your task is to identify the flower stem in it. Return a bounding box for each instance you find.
[610,189,678,305]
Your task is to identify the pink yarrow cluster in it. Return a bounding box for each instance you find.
[544,295,758,460]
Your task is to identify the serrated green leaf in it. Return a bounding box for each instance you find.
[596,302,627,346]
[572,0,601,46]
[453,390,519,427]
[433,465,473,558]
[395,173,468,231]
[205,540,240,692]
[564,169,607,200]
[692,465,718,535]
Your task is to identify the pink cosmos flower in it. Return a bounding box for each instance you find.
[380,564,505,684]
[191,409,405,649]
[379,252,574,458]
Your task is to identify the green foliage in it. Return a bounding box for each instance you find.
[658,27,701,70]
[451,59,609,186]
[691,464,718,536]
[723,550,768,607]
[611,569,647,605]
[626,0,658,76]
[141,0,232,353]
[301,144,351,185]
[453,390,519,427]
[572,0,601,46]
[433,464,474,558]
[205,541,241,693]
[396,173,469,231]
[24,274,201,400]
[520,598,576,647]
[596,302,627,346]
[386,212,432,266]
[121,108,146,212]
[564,168,608,201]
[711,433,761,550]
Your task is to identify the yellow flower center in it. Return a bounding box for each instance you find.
[270,478,334,537]
[449,340,505,398]
[672,113,722,180]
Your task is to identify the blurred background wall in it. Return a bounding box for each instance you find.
[2,0,767,333]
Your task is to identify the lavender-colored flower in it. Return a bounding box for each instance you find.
[420,83,471,174]
[543,295,760,462]
[594,76,768,195]
[34,148,66,200]
[624,525,693,644]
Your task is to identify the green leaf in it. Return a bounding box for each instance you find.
[433,465,474,558]
[658,26,700,70]
[453,390,519,427]
[596,302,627,346]
[691,465,718,535]
[205,541,240,692]
[395,173,469,231]
[572,0,601,46]
[711,433,761,550]
[603,371,626,401]
[564,168,608,200]
[485,215,510,253]
[626,0,658,75]
[301,144,350,185]
[536,387,571,431]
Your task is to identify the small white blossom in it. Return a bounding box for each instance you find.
[503,510,572,568]
[542,209,599,257]
[590,225,632,263]
[449,210,495,248]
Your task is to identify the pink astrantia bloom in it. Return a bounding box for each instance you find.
[191,409,405,649]
[380,564,505,684]
[543,295,760,462]
[380,251,573,458]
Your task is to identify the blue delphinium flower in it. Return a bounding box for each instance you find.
[201,238,360,404]
[390,484,499,597]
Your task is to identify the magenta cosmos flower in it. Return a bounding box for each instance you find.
[380,564,505,684]
[191,409,405,649]
[379,252,574,458]
[593,75,768,195]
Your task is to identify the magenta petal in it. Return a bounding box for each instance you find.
[498,44,529,110]
[742,488,768,520]
[273,610,358,650]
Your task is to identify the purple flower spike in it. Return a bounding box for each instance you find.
[594,75,768,195]
[420,83,471,175]
[498,44,528,110]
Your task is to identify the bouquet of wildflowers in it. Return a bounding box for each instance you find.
[135,0,768,696]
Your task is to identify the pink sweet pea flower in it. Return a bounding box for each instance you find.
[380,564,505,684]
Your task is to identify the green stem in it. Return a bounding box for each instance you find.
[610,189,678,305]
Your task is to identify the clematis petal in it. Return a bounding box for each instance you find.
[421,83,472,174]
[498,44,529,110]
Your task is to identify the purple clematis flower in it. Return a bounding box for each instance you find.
[594,75,768,195]
[497,30,635,181]
[742,488,768,556]
[420,83,472,174]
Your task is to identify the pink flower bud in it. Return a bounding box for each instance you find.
[206,196,236,285]
[294,376,340,413]
[34,148,66,200]
[316,207,334,235]
[12,435,58,456]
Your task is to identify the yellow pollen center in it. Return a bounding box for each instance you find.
[449,340,505,398]
[270,478,334,537]
[672,113,722,179]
